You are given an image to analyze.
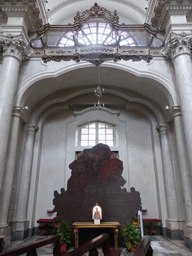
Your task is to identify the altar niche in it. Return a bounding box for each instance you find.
[53,143,142,230]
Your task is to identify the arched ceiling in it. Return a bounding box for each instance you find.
[19,65,175,122]
[46,0,148,25]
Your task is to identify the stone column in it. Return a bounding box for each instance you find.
[169,107,192,226]
[164,31,192,247]
[0,35,28,189]
[12,124,38,240]
[157,124,179,238]
[0,107,27,247]
[164,33,192,174]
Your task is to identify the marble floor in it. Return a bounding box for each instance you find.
[10,235,192,256]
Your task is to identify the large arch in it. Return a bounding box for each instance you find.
[16,62,178,122]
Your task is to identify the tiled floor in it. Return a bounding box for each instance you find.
[10,235,192,256]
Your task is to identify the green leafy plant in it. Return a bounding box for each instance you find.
[123,223,141,250]
[57,221,71,245]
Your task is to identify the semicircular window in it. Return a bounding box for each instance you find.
[58,21,137,47]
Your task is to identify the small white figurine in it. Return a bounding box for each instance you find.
[92,203,102,224]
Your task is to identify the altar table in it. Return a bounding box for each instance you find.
[72,222,120,249]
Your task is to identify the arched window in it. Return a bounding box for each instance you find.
[58,21,136,47]
[80,122,115,147]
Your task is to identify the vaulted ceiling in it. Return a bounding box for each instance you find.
[45,0,149,25]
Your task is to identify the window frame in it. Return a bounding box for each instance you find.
[79,121,116,147]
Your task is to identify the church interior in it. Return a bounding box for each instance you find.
[0,0,192,253]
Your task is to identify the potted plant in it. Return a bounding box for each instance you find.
[123,223,141,252]
[57,221,71,252]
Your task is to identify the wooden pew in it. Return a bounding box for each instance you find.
[0,235,60,256]
[133,238,153,256]
[64,233,121,256]
[0,238,4,253]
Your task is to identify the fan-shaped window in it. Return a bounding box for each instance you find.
[59,21,137,47]
[80,122,115,147]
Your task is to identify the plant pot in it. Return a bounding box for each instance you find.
[60,243,67,252]
[130,244,137,252]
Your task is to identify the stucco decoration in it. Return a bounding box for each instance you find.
[52,143,142,225]
[30,3,164,64]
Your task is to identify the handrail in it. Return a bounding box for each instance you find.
[0,235,60,256]
[64,233,120,256]
[133,238,153,256]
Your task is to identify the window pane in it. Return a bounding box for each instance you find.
[106,135,113,140]
[99,134,105,140]
[89,134,96,140]
[81,141,88,146]
[106,129,113,134]
[89,141,95,146]
[99,129,105,134]
[107,141,113,146]
[89,129,95,134]
[99,123,105,128]
[81,135,88,140]
[81,128,88,134]
[89,123,95,128]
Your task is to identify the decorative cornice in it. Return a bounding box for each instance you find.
[0,34,31,61]
[162,32,192,60]
[150,0,192,29]
[29,3,164,65]
[74,106,120,117]
[74,3,119,29]
[0,0,47,32]
[38,46,159,65]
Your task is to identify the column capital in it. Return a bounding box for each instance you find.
[156,123,168,133]
[0,34,31,62]
[26,123,39,133]
[163,32,192,60]
[12,106,29,123]
[166,106,182,122]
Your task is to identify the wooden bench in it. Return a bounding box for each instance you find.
[64,233,121,256]
[0,235,60,256]
[133,238,153,256]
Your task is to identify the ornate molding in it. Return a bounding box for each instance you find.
[0,0,47,32]
[74,106,120,117]
[74,2,119,29]
[150,0,192,29]
[162,32,192,60]
[29,3,164,65]
[41,46,155,65]
[0,34,31,61]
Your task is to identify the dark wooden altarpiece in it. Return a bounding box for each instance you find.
[52,143,142,229]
